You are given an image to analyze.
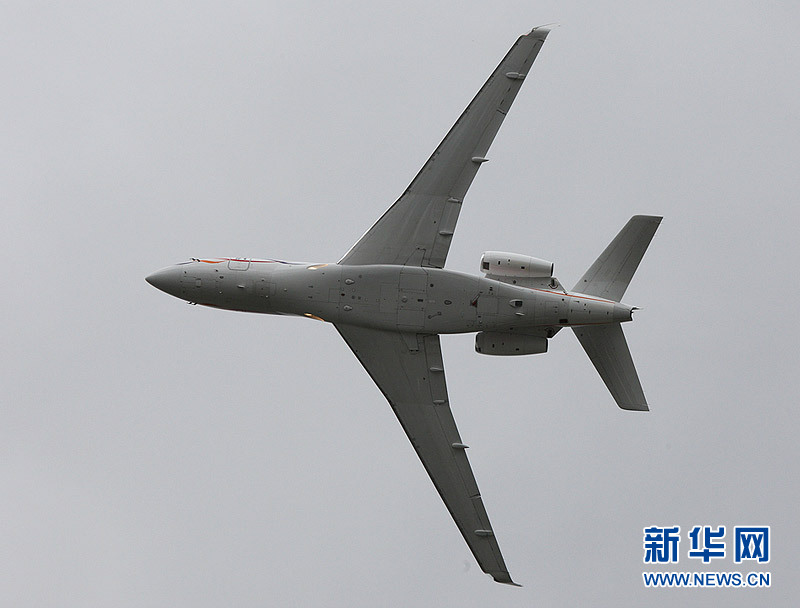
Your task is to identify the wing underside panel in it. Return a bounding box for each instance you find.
[334,324,517,585]
[339,28,549,269]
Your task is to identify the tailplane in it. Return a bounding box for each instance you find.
[572,215,661,410]
[573,324,648,410]
[574,215,661,301]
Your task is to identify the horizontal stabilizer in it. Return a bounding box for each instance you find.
[572,324,648,411]
[574,215,661,301]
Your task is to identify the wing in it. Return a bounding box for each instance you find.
[339,27,550,268]
[335,323,518,585]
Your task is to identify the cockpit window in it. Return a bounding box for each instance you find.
[227,260,250,271]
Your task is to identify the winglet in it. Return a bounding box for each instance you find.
[526,24,556,35]
[492,572,523,587]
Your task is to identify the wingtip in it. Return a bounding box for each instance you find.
[631,214,663,224]
[526,23,559,38]
[492,572,523,587]
[525,25,552,39]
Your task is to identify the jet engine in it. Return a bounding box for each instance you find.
[480,251,553,278]
[475,332,548,356]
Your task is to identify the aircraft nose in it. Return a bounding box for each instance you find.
[145,266,182,298]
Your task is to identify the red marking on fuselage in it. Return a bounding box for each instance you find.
[526,287,614,304]
[198,258,293,264]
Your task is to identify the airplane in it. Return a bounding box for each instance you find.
[146,27,661,586]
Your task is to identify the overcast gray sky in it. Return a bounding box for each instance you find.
[3,1,799,606]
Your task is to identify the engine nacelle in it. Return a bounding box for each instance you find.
[475,332,548,356]
[480,251,553,278]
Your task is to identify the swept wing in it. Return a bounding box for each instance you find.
[339,27,549,268]
[335,325,518,585]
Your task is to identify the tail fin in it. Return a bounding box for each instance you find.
[573,325,648,410]
[573,215,662,301]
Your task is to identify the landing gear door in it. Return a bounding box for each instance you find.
[474,285,498,326]
[397,268,428,331]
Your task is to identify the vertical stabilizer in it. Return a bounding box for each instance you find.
[573,324,648,411]
[574,215,661,301]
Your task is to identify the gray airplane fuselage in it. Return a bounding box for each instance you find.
[146,259,633,334]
